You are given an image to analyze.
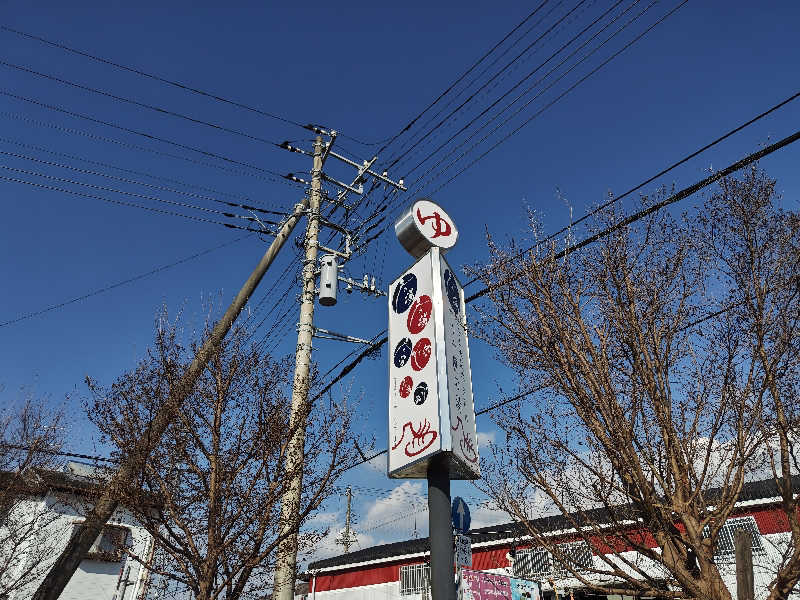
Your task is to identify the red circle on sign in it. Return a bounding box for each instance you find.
[399,376,413,398]
[410,338,432,371]
[407,295,432,334]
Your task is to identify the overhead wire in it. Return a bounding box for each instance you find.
[401,0,663,200]
[383,0,596,175]
[0,59,288,148]
[382,0,559,165]
[0,24,309,131]
[0,148,290,218]
[0,163,278,226]
[0,111,300,188]
[355,0,683,247]
[0,443,117,463]
[0,91,299,184]
[370,1,552,159]
[418,0,689,199]
[400,0,635,180]
[461,88,800,289]
[0,173,270,233]
[0,235,252,328]
[382,0,591,172]
[0,135,289,213]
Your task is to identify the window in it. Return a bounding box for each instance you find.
[553,541,593,576]
[514,547,552,579]
[400,563,430,595]
[73,524,130,562]
[513,542,593,580]
[707,516,764,559]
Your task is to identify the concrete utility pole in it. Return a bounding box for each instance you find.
[32,198,311,600]
[273,135,325,600]
[341,486,354,553]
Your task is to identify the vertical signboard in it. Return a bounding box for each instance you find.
[389,252,442,477]
[389,198,479,479]
[389,248,480,479]
[440,255,479,475]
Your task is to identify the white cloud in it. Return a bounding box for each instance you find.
[364,481,425,523]
[477,430,495,449]
[469,500,510,530]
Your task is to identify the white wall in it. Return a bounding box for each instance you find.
[1,490,153,600]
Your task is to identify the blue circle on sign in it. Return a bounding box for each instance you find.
[452,496,471,533]
[393,338,412,368]
[392,273,417,314]
[443,269,460,315]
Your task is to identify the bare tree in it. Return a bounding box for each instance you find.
[0,396,66,597]
[85,313,360,600]
[474,166,799,600]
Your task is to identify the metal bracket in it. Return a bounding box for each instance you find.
[339,274,386,297]
[328,151,407,191]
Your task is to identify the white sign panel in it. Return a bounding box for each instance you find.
[440,255,479,477]
[454,534,472,568]
[388,247,479,479]
[388,251,442,477]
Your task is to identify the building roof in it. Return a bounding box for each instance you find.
[0,462,162,507]
[307,474,797,572]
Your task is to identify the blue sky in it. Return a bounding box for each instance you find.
[2,1,799,560]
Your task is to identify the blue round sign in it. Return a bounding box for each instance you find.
[451,496,471,533]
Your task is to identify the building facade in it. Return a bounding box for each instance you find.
[305,477,800,600]
[0,461,155,600]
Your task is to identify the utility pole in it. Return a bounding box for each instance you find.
[273,135,325,600]
[343,486,353,554]
[335,486,356,554]
[32,197,311,600]
[272,130,405,600]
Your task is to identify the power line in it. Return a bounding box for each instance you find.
[0,24,308,131]
[384,0,590,172]
[0,149,289,218]
[371,1,551,159]
[381,0,557,164]
[403,0,663,197]
[467,127,800,302]
[0,443,117,464]
[0,173,269,233]
[401,0,636,180]
[0,25,401,151]
[461,88,800,289]
[0,91,298,183]
[0,234,251,328]
[418,0,688,198]
[0,163,278,226]
[1,59,287,148]
[0,111,300,189]
[0,136,288,213]
[365,0,684,235]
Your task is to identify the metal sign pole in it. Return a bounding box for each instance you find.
[428,454,455,600]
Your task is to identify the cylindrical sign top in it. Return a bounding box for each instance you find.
[395,198,458,258]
